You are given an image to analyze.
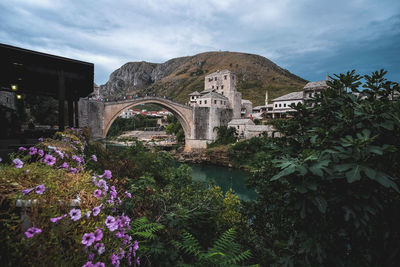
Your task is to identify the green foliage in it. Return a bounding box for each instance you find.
[173,228,257,266]
[107,115,158,138]
[233,69,400,266]
[208,126,237,148]
[165,115,185,142]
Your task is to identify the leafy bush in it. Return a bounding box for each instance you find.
[240,70,400,266]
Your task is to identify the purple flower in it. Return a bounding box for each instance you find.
[82,261,94,267]
[29,147,37,155]
[24,227,42,238]
[35,184,46,194]
[50,214,67,223]
[61,162,69,169]
[13,158,23,168]
[125,191,132,198]
[94,262,105,267]
[82,232,95,246]
[72,155,83,164]
[55,150,64,159]
[133,240,139,251]
[108,222,118,232]
[94,229,103,241]
[91,155,98,162]
[85,211,91,218]
[89,253,95,261]
[38,137,44,142]
[94,189,102,198]
[115,230,125,238]
[111,254,120,267]
[69,208,81,221]
[70,167,78,174]
[22,188,34,195]
[0,157,2,162]
[102,170,112,179]
[136,256,140,265]
[92,206,101,216]
[98,179,108,192]
[18,146,26,151]
[38,149,44,157]
[94,243,105,255]
[43,154,56,166]
[105,216,115,226]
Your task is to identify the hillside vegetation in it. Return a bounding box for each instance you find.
[100,51,307,106]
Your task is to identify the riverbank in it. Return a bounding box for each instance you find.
[171,145,248,170]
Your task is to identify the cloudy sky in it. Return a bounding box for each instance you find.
[1,0,399,85]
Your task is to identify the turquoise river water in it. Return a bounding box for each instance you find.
[183,163,257,201]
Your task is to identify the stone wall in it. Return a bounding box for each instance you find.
[78,98,104,140]
[0,91,16,110]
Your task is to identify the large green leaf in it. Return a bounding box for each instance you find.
[345,165,361,183]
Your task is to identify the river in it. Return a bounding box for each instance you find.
[183,163,257,201]
[106,143,257,201]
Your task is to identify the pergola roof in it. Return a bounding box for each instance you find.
[0,43,93,100]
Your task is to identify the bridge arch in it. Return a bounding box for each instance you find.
[102,97,193,141]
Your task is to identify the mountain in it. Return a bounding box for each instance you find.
[100,51,308,106]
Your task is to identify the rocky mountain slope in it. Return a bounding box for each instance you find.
[100,51,308,106]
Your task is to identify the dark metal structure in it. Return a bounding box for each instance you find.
[0,43,94,130]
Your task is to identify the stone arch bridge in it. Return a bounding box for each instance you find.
[78,97,233,151]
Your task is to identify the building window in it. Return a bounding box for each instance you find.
[205,100,207,104]
[220,101,223,104]
[224,101,226,105]
[214,77,217,81]
[284,103,286,107]
[216,86,219,89]
[214,100,217,104]
[232,76,234,80]
[6,97,9,103]
[209,78,212,82]
[237,126,239,129]
[212,85,214,89]
[221,92,224,95]
[309,93,312,97]
[279,104,281,107]
[199,100,202,104]
[275,104,277,107]
[224,75,227,80]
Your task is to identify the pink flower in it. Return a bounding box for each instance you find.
[38,150,44,157]
[18,147,26,151]
[125,191,132,198]
[38,137,44,142]
[91,155,98,162]
[25,227,42,238]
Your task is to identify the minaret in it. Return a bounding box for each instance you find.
[265,90,269,106]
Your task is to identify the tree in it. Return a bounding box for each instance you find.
[242,70,400,266]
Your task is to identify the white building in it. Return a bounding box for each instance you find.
[190,70,247,119]
[228,119,255,138]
